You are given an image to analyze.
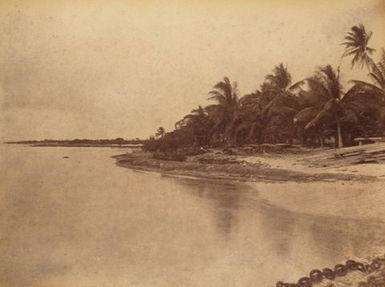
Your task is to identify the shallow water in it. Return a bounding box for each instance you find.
[1,145,385,287]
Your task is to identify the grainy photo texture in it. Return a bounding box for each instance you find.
[1,0,385,286]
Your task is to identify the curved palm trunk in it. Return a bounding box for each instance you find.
[336,61,344,149]
[336,116,343,148]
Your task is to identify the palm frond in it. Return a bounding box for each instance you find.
[349,80,385,96]
[293,107,321,125]
[304,99,337,129]
[288,80,304,92]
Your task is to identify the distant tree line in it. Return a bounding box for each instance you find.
[144,25,385,152]
[8,138,144,145]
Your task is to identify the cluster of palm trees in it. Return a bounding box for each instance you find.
[144,25,385,152]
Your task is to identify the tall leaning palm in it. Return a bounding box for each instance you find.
[342,24,376,69]
[206,77,239,144]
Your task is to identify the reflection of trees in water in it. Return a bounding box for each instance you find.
[255,201,296,257]
[254,197,385,265]
[308,215,385,261]
[169,176,385,269]
[173,178,244,237]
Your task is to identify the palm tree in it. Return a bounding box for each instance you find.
[342,24,385,132]
[224,64,303,145]
[341,24,376,69]
[298,25,376,148]
[297,64,385,147]
[259,64,304,143]
[206,77,240,144]
[229,92,266,145]
[298,65,344,147]
[175,106,212,146]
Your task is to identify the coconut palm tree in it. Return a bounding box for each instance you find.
[342,23,385,130]
[228,91,266,145]
[175,106,212,146]
[299,24,377,148]
[259,64,304,143]
[296,64,385,147]
[342,24,376,69]
[206,77,240,144]
[296,65,344,147]
[225,64,303,145]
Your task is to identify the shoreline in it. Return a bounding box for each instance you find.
[5,143,143,148]
[113,150,383,183]
[5,142,143,149]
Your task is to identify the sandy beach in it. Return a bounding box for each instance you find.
[113,147,385,183]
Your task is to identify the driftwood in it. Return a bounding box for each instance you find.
[305,143,385,167]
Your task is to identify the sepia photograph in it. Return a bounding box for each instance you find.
[1,0,385,286]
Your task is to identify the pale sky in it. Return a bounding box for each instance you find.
[1,0,384,140]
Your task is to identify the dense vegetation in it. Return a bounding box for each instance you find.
[144,25,385,153]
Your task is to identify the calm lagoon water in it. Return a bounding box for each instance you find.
[1,144,385,287]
